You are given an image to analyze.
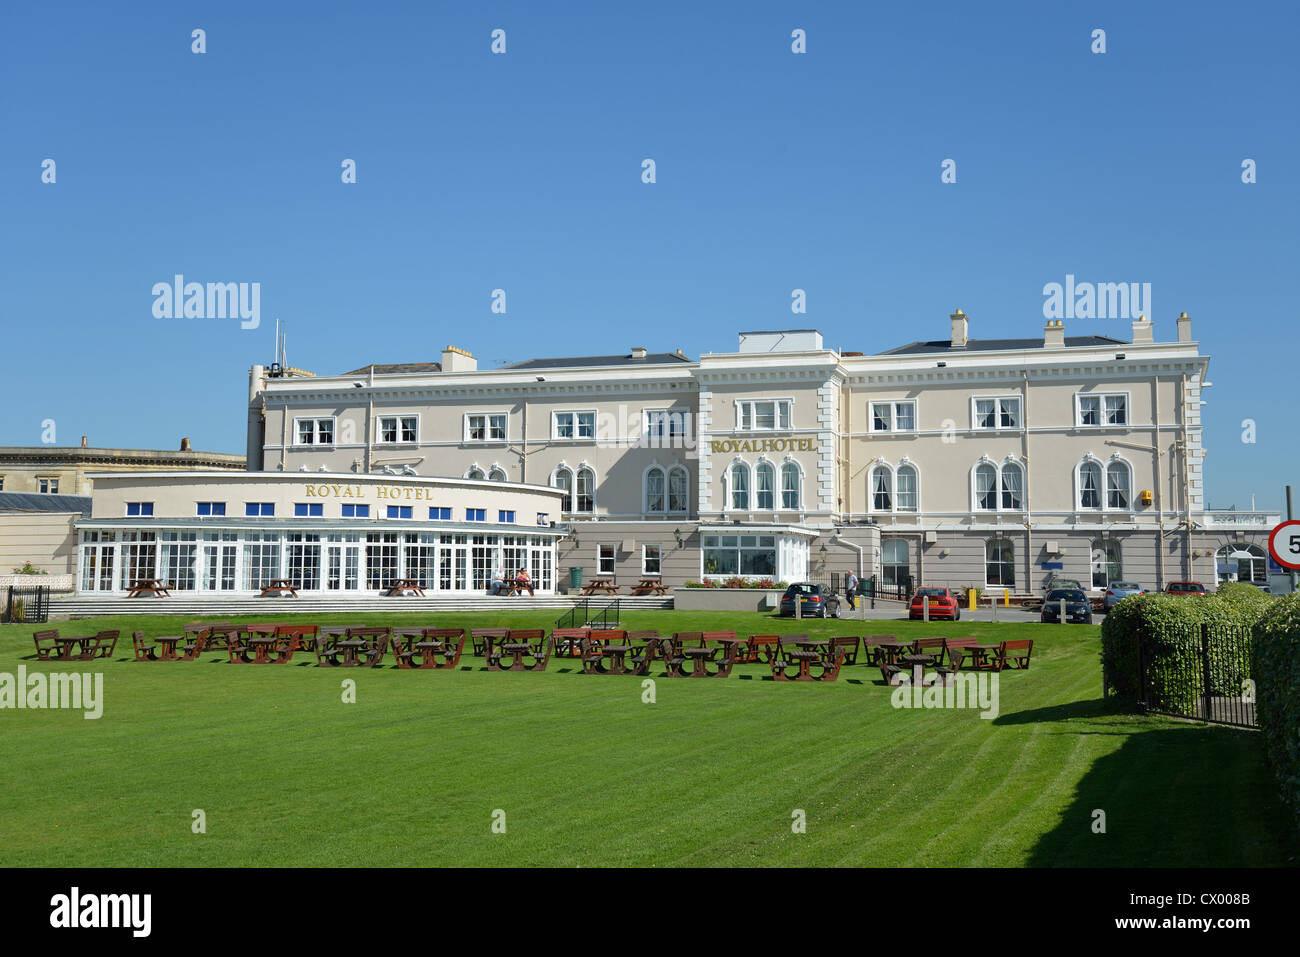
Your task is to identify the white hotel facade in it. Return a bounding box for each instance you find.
[74,310,1278,597]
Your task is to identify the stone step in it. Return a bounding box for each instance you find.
[49,594,672,619]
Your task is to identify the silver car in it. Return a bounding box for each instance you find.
[1104,581,1144,610]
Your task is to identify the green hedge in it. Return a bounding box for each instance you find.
[1102,593,1271,711]
[1252,592,1300,831]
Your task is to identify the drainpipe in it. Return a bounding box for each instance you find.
[1022,369,1031,594]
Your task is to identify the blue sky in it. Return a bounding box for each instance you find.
[1,1,1296,510]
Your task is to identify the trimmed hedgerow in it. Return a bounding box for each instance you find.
[1102,593,1271,711]
[1252,592,1300,831]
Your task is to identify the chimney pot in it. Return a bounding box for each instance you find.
[631,346,647,359]
[180,437,192,452]
[1043,319,1065,348]
[80,436,87,448]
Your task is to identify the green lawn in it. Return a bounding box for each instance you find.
[0,610,1293,867]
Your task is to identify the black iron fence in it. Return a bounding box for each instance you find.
[4,585,51,623]
[555,598,621,630]
[1137,622,1256,728]
[805,574,912,605]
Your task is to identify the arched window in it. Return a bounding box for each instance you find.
[1000,462,1023,510]
[575,467,595,513]
[985,537,1016,588]
[1091,538,1122,588]
[871,465,893,511]
[552,467,573,512]
[1217,543,1266,584]
[730,463,750,510]
[1078,461,1102,510]
[895,464,918,512]
[974,463,997,511]
[882,539,910,587]
[466,467,485,481]
[668,466,689,513]
[1106,460,1131,509]
[756,462,775,510]
[645,466,665,513]
[781,462,801,509]
[487,467,507,482]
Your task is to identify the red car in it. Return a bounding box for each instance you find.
[1164,581,1206,595]
[909,586,961,621]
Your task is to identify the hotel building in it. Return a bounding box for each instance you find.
[69,310,1279,598]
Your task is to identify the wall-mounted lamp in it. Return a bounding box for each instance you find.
[940,548,950,558]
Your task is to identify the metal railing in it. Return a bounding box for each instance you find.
[555,598,621,629]
[4,585,51,623]
[1137,622,1256,728]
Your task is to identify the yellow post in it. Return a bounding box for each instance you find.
[968,588,976,610]
[1003,589,1010,607]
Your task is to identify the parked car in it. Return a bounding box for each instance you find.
[909,586,961,621]
[1164,581,1207,595]
[1042,576,1084,597]
[1041,588,1093,624]
[779,583,840,618]
[1103,581,1145,610]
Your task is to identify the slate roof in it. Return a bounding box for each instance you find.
[503,352,693,371]
[877,335,1128,356]
[0,492,93,513]
[342,362,443,376]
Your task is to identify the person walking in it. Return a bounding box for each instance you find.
[845,570,858,611]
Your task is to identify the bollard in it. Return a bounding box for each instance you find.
[1059,597,1067,625]
[923,596,930,622]
[795,594,802,620]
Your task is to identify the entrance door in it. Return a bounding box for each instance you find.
[201,545,237,592]
[324,545,359,591]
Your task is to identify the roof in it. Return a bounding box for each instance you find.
[0,492,92,513]
[342,362,443,376]
[503,352,693,371]
[876,335,1128,356]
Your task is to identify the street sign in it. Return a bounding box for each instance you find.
[1042,561,1064,570]
[1267,520,1300,571]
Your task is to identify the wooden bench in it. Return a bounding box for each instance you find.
[32,629,60,661]
[830,636,860,666]
[579,630,628,674]
[503,579,535,596]
[626,631,661,675]
[275,624,320,653]
[470,628,510,657]
[550,628,590,658]
[999,639,1033,670]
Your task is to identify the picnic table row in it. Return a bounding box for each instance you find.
[32,625,1033,679]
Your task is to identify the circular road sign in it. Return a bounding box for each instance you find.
[1267,520,1300,571]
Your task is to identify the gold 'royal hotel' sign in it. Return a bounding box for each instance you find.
[709,437,815,454]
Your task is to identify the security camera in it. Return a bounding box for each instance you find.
[353,381,364,388]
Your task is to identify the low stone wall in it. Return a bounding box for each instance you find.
[0,573,75,593]
[672,587,785,612]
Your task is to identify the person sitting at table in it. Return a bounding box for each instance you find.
[489,567,507,595]
[514,567,533,594]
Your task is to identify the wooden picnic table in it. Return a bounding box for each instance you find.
[898,653,938,686]
[503,578,535,596]
[630,578,669,596]
[127,578,171,599]
[153,636,185,661]
[53,636,97,661]
[384,578,426,597]
[771,637,843,682]
[580,578,619,596]
[260,579,299,598]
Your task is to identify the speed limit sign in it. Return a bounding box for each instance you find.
[1268,520,1300,571]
